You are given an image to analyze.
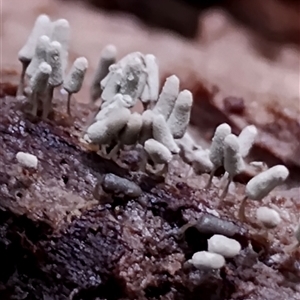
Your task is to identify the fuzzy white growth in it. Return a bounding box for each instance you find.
[86,107,130,144]
[256,207,281,229]
[95,94,131,121]
[144,139,173,165]
[209,123,232,168]
[64,57,88,115]
[29,62,52,94]
[177,133,201,165]
[119,55,147,104]
[100,64,116,89]
[17,15,51,97]
[100,52,147,107]
[95,96,122,121]
[207,235,241,258]
[245,165,289,200]
[90,44,117,102]
[167,90,193,139]
[152,114,180,154]
[139,109,155,145]
[101,93,133,110]
[152,75,180,120]
[29,62,52,116]
[224,134,245,177]
[85,120,110,144]
[18,14,51,63]
[141,54,159,105]
[16,152,38,169]
[101,68,123,103]
[239,165,289,222]
[206,123,231,188]
[41,41,63,119]
[64,57,88,93]
[119,112,143,145]
[26,35,50,78]
[47,41,64,87]
[192,149,214,174]
[50,19,70,72]
[189,251,225,270]
[178,143,195,166]
[238,125,258,157]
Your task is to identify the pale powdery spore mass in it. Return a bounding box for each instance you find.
[16,152,38,169]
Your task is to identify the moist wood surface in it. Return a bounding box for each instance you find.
[0,94,300,299]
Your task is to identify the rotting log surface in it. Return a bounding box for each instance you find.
[0,94,300,300]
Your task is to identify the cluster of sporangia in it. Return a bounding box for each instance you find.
[17,14,88,118]
[17,15,298,271]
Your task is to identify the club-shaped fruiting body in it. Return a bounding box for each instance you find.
[207,234,241,258]
[63,57,88,115]
[47,41,64,87]
[192,149,214,174]
[188,251,225,270]
[209,123,232,169]
[100,52,147,106]
[86,106,130,144]
[16,152,38,169]
[139,109,155,145]
[95,94,131,121]
[29,62,52,116]
[238,125,258,157]
[245,165,289,200]
[101,68,123,103]
[152,75,180,120]
[256,207,281,229]
[176,132,201,164]
[119,55,147,103]
[167,90,193,139]
[224,134,245,178]
[85,120,109,144]
[178,143,195,166]
[26,35,51,78]
[101,105,131,136]
[144,139,173,165]
[29,62,52,94]
[51,19,70,72]
[18,14,51,63]
[141,54,159,105]
[64,57,88,94]
[100,63,117,88]
[95,97,122,121]
[90,44,117,102]
[152,114,180,154]
[101,91,133,110]
[40,41,64,119]
[119,112,143,145]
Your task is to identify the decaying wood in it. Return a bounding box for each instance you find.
[0,92,299,300]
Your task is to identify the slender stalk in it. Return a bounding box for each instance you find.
[220,177,232,199]
[30,92,38,116]
[17,61,30,97]
[42,85,54,119]
[67,92,72,115]
[106,142,120,160]
[206,167,216,189]
[238,196,248,222]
